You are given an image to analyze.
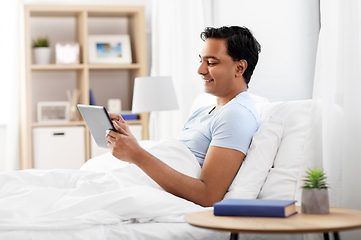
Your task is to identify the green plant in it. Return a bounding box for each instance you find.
[32,37,49,48]
[302,167,328,189]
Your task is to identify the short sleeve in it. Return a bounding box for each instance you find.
[210,105,259,155]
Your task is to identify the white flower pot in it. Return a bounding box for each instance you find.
[33,47,51,65]
[301,188,329,214]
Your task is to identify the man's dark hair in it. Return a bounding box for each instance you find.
[200,26,261,85]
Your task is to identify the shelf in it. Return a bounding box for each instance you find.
[32,121,86,128]
[27,5,143,17]
[88,63,141,70]
[29,10,82,18]
[125,120,143,125]
[31,64,84,70]
[31,63,141,70]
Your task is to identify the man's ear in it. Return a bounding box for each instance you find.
[235,60,248,77]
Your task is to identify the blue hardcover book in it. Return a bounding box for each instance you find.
[121,114,139,120]
[120,111,139,120]
[213,199,297,218]
[89,89,96,105]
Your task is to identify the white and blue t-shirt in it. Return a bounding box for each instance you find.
[177,92,261,167]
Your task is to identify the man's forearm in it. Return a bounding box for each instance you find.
[134,150,217,207]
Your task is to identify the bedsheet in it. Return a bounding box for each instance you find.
[0,137,209,231]
[0,222,229,240]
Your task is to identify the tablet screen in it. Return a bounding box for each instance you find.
[77,104,117,148]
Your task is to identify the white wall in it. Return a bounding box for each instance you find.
[213,0,320,102]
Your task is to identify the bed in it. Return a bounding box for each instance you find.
[0,94,322,240]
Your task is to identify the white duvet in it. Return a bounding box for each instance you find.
[0,137,208,230]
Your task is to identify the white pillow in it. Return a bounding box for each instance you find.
[257,100,313,201]
[248,93,270,104]
[224,115,284,200]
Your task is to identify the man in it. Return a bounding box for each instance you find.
[106,26,261,207]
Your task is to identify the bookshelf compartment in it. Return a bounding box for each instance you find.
[29,13,84,65]
[89,69,134,111]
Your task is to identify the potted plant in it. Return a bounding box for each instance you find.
[32,37,51,65]
[301,167,330,214]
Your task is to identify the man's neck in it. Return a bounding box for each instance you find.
[215,89,247,107]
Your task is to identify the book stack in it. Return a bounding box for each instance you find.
[213,199,297,218]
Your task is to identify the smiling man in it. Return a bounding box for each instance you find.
[106,26,261,207]
[178,26,261,167]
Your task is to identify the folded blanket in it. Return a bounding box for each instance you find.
[0,137,207,230]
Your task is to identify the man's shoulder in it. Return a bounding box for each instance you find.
[218,97,260,127]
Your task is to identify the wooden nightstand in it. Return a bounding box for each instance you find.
[185,207,361,240]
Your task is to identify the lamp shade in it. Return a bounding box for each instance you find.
[132,76,179,114]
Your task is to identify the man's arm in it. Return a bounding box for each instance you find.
[106,117,244,207]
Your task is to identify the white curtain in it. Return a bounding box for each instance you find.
[0,1,22,171]
[312,0,361,239]
[149,0,212,140]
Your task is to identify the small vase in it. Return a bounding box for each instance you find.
[301,188,329,214]
[33,47,51,65]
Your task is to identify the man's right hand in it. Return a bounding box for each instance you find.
[108,113,133,137]
[109,113,123,122]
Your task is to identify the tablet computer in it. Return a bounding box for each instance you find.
[77,104,117,148]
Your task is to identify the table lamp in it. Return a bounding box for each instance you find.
[132,76,179,113]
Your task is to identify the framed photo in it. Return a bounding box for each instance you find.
[37,101,70,123]
[88,35,132,64]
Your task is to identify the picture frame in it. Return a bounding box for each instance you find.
[88,35,132,64]
[37,101,70,123]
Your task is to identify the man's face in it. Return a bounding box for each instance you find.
[198,38,240,98]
